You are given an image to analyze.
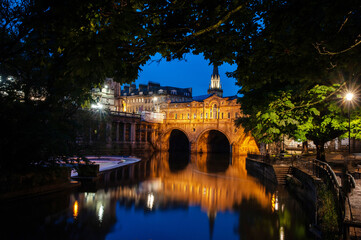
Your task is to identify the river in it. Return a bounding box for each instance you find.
[2,152,312,239]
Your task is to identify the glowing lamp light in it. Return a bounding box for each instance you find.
[73,201,79,219]
[91,103,103,109]
[346,92,354,101]
[345,91,356,155]
[147,193,155,210]
[98,204,104,223]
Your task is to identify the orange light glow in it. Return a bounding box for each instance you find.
[73,201,79,219]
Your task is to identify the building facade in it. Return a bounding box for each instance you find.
[119,82,192,113]
[91,78,120,111]
[163,94,240,122]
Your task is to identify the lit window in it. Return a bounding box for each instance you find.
[194,113,196,119]
[206,113,208,119]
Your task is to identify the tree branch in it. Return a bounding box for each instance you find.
[314,39,361,55]
[159,3,247,45]
[279,82,346,114]
[338,11,353,33]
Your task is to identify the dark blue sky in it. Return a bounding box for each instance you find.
[135,53,238,97]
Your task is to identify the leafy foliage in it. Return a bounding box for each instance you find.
[1,0,361,168]
[317,184,339,239]
[233,0,361,159]
[237,84,347,142]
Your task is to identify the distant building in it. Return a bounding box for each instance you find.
[119,82,192,113]
[163,94,240,121]
[207,65,223,97]
[91,78,119,111]
[162,65,240,122]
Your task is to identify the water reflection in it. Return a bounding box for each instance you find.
[168,151,189,172]
[195,152,230,173]
[2,152,311,240]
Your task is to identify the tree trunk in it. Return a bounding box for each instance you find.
[275,141,282,155]
[316,143,326,161]
[302,141,308,154]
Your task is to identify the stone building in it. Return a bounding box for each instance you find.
[155,66,259,154]
[119,82,192,113]
[162,65,237,122]
[163,94,240,122]
[84,66,258,155]
[91,78,119,111]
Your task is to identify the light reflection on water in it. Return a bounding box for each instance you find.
[2,152,311,240]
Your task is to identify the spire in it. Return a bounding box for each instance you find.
[208,210,217,240]
[207,64,223,97]
[212,65,219,79]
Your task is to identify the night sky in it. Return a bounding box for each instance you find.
[135,53,238,97]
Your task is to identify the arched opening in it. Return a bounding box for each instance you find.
[168,129,190,172]
[197,130,230,153]
[169,129,190,152]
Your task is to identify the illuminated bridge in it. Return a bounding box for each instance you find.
[153,94,259,155]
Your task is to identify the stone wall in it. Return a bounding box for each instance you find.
[245,157,277,185]
[287,167,318,218]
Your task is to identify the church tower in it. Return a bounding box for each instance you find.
[207,65,223,97]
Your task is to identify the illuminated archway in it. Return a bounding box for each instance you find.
[197,130,230,153]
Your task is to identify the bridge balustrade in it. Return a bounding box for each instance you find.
[110,111,141,119]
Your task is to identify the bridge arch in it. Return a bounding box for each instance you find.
[196,128,231,153]
[231,133,259,155]
[160,127,190,152]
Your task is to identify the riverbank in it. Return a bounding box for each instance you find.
[70,156,141,177]
[0,156,141,202]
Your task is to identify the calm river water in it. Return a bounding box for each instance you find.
[2,152,312,239]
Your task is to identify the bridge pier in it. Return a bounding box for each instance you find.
[106,122,112,147]
[130,123,136,143]
[115,121,120,142]
[190,141,197,153]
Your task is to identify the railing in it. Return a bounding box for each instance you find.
[246,153,300,165]
[247,153,265,161]
[345,173,356,191]
[246,153,360,239]
[343,172,359,239]
[311,159,341,189]
[110,111,141,118]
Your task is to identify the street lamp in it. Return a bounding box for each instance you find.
[91,102,103,109]
[345,92,354,155]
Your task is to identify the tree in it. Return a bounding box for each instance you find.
[0,0,149,169]
[1,0,360,168]
[236,84,349,160]
[0,0,255,169]
[233,0,361,160]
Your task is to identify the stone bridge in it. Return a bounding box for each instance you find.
[152,94,259,155]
